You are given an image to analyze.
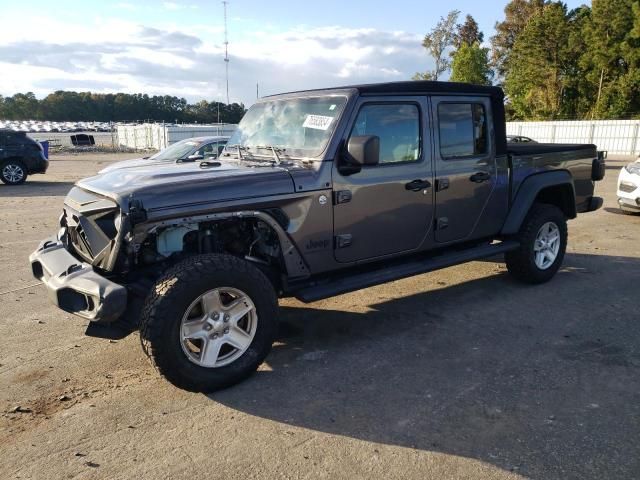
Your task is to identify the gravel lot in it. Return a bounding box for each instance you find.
[0,153,639,479]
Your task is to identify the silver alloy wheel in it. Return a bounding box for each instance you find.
[533,221,561,270]
[179,287,257,368]
[2,164,25,183]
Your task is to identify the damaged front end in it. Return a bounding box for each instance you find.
[29,187,129,323]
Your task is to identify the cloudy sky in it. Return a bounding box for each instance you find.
[0,0,589,107]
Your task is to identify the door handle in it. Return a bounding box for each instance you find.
[470,172,491,183]
[405,179,431,191]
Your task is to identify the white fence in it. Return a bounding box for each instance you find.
[116,124,237,150]
[507,120,640,156]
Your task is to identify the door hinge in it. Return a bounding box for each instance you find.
[436,178,450,192]
[334,190,352,204]
[335,234,353,248]
[436,217,449,230]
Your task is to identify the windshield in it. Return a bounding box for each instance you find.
[150,139,199,161]
[226,95,347,158]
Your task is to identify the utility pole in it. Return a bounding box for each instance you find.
[256,82,259,99]
[223,1,230,105]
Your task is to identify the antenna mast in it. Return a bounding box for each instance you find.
[223,1,230,105]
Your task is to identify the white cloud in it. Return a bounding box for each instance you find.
[0,17,432,106]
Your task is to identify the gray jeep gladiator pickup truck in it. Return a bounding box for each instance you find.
[30,81,605,391]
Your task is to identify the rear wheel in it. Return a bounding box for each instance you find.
[1,160,27,185]
[505,203,567,284]
[140,254,278,392]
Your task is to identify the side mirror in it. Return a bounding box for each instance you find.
[346,135,380,166]
[186,154,204,161]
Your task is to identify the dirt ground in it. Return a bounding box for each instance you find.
[0,153,639,480]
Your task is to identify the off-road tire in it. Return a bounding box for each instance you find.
[140,254,278,392]
[505,203,567,284]
[1,159,28,185]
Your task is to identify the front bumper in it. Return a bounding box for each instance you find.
[29,237,127,323]
[617,168,640,211]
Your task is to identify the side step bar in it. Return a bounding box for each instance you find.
[293,240,520,303]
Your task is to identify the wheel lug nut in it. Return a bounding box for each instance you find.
[224,314,230,322]
[213,313,220,320]
[204,324,212,331]
[211,333,218,339]
[224,328,229,334]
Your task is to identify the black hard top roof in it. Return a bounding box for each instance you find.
[267,80,504,100]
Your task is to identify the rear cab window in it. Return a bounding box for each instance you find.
[438,103,488,159]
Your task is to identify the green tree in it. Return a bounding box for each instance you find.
[581,0,640,118]
[0,90,246,123]
[491,0,546,78]
[414,10,460,81]
[560,6,594,119]
[450,43,493,85]
[504,3,575,120]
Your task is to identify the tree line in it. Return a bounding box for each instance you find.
[0,91,247,124]
[415,0,640,120]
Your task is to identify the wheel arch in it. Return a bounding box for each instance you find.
[133,209,310,281]
[501,170,576,235]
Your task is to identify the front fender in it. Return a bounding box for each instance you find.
[132,210,310,279]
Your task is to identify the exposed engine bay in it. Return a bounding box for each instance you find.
[135,218,283,271]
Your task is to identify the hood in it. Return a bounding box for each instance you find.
[98,156,177,173]
[77,160,296,215]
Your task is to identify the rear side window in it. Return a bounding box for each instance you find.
[350,104,420,164]
[438,103,487,159]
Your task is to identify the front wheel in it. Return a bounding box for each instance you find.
[1,160,28,185]
[505,204,568,284]
[140,254,278,392]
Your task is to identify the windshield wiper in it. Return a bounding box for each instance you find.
[253,145,286,165]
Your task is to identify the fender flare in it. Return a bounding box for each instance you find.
[501,170,576,235]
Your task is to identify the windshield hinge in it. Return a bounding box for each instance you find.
[129,198,147,225]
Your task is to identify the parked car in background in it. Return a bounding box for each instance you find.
[618,158,640,214]
[507,135,537,143]
[98,136,229,173]
[0,129,48,185]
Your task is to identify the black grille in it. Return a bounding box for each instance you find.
[62,187,121,270]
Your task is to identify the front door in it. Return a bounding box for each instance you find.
[332,97,434,263]
[431,96,497,243]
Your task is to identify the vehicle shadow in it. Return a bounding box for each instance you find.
[604,207,639,217]
[210,252,640,479]
[0,180,75,198]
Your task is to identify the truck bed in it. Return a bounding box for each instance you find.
[508,143,597,155]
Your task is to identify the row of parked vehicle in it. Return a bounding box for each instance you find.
[0,120,111,133]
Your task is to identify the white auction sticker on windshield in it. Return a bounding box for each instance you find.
[303,115,334,130]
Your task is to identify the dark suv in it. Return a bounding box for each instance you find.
[30,81,605,392]
[0,129,48,185]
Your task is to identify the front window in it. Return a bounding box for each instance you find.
[349,103,420,164]
[226,96,347,158]
[197,141,226,159]
[151,139,199,161]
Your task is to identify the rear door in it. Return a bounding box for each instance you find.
[431,96,496,243]
[332,96,434,263]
